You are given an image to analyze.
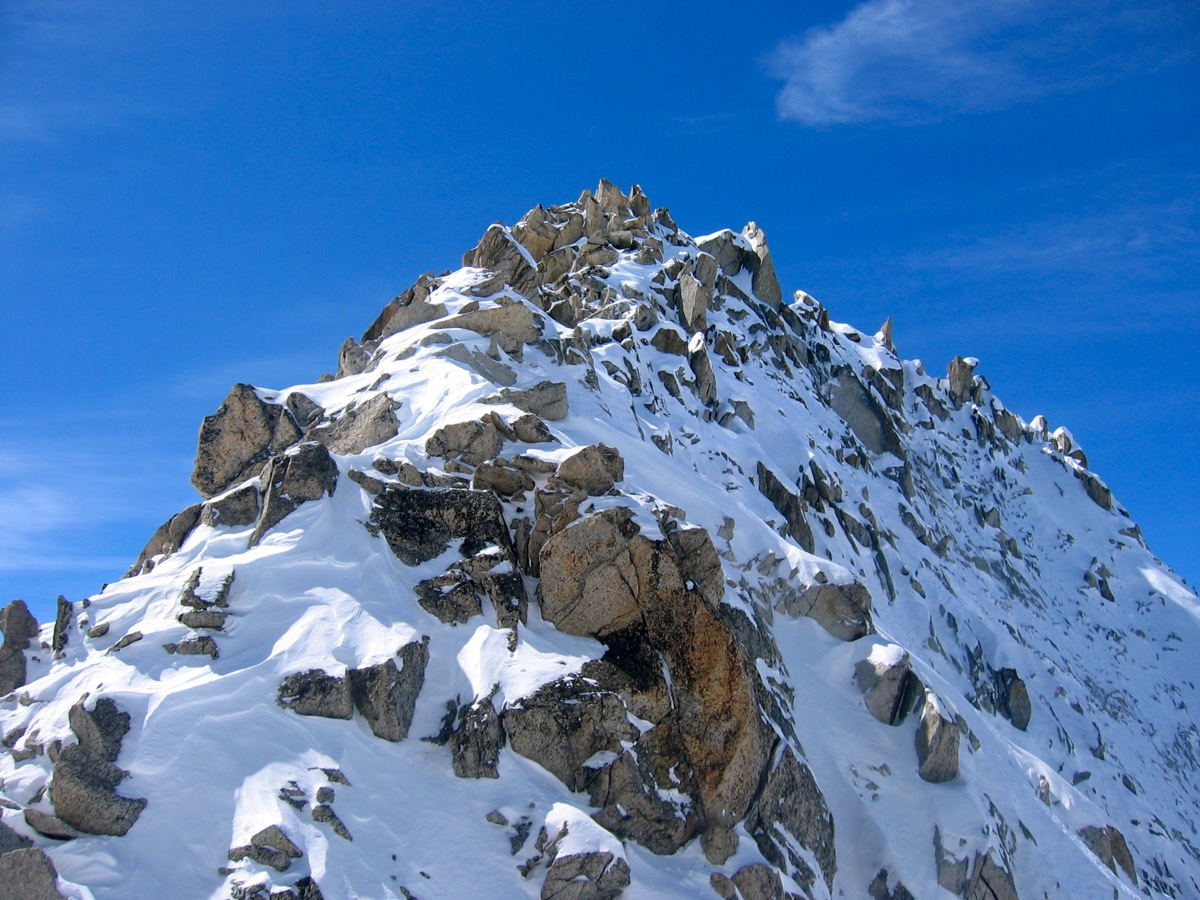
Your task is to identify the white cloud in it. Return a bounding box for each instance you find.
[767,0,1192,126]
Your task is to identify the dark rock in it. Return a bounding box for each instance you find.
[996,669,1031,731]
[23,808,78,840]
[164,636,219,659]
[0,818,32,853]
[312,804,352,841]
[192,384,303,498]
[415,572,484,625]
[0,848,65,900]
[348,637,430,742]
[0,600,38,650]
[756,463,815,553]
[963,852,1018,900]
[201,483,261,528]
[711,864,787,900]
[51,596,71,656]
[665,527,724,608]
[369,486,516,567]
[109,632,143,653]
[1079,824,1137,885]
[68,697,130,762]
[541,843,630,900]
[915,692,959,783]
[277,670,354,719]
[50,743,147,836]
[0,646,26,696]
[450,691,504,778]
[947,357,979,408]
[512,414,556,443]
[361,274,447,344]
[688,338,718,407]
[179,567,235,609]
[829,370,903,458]
[868,868,916,900]
[745,748,837,894]
[250,443,339,546]
[177,610,227,630]
[228,824,303,873]
[126,503,203,577]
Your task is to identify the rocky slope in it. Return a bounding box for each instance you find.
[1,180,1198,899]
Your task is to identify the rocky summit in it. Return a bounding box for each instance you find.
[1,180,1197,899]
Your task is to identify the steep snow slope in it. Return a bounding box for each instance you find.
[1,181,1197,900]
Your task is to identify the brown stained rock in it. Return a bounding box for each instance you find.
[50,743,146,836]
[554,444,624,495]
[711,864,787,900]
[745,748,837,894]
[947,356,979,408]
[192,384,303,498]
[0,848,66,900]
[22,808,78,841]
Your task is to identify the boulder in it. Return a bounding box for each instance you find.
[677,269,708,333]
[963,852,1018,900]
[277,670,354,720]
[855,646,921,725]
[541,850,630,900]
[443,301,543,357]
[163,636,219,659]
[415,571,485,625]
[512,414,556,443]
[688,335,718,407]
[425,419,506,466]
[461,225,540,300]
[348,637,429,742]
[650,326,690,356]
[438,342,518,386]
[68,697,131,762]
[369,486,517,567]
[915,692,959,783]
[361,274,447,343]
[192,384,302,498]
[126,503,203,576]
[996,669,1031,731]
[50,743,146,836]
[250,443,339,546]
[0,848,65,900]
[554,444,624,495]
[200,483,260,528]
[228,824,303,873]
[777,580,874,642]
[484,381,569,421]
[665,527,724,608]
[450,691,504,779]
[315,394,400,455]
[23,809,77,841]
[756,463,815,553]
[0,819,32,854]
[472,461,534,497]
[829,370,903,458]
[710,864,786,900]
[745,748,837,894]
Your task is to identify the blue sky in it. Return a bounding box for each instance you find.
[2,0,1197,623]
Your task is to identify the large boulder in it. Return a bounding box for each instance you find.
[50,743,146,836]
[1079,824,1137,885]
[443,299,543,355]
[0,600,38,695]
[741,222,782,309]
[947,357,979,408]
[745,748,837,894]
[777,580,874,642]
[554,444,624,495]
[228,824,303,873]
[450,691,505,779]
[315,394,400,455]
[0,848,65,900]
[829,369,903,458]
[484,381,569,421]
[200,483,260,528]
[756,464,815,553]
[249,443,339,546]
[192,384,302,498]
[425,419,506,466]
[915,691,960,783]
[369,486,516,567]
[361,274,447,343]
[855,645,921,725]
[68,697,131,762]
[126,503,203,577]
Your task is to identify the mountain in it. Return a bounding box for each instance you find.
[1,180,1197,900]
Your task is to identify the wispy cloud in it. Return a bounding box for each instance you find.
[767,0,1194,126]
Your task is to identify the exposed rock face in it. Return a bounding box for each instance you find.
[741,221,782,309]
[485,381,569,421]
[450,691,504,779]
[1079,824,1137,885]
[200,483,260,528]
[250,442,339,545]
[192,384,303,498]
[0,848,65,900]
[745,748,837,893]
[915,693,960,783]
[50,743,146,836]
[361,274,447,343]
[348,637,430,742]
[541,850,630,900]
[369,486,516,567]
[756,463,815,553]
[51,596,71,656]
[0,819,32,855]
[947,357,979,408]
[68,698,130,762]
[829,370,903,458]
[277,670,354,719]
[0,600,37,695]
[710,863,787,900]
[425,419,506,466]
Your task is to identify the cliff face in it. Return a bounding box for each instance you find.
[1,180,1196,899]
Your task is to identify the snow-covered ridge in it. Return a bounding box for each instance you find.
[0,180,1196,899]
